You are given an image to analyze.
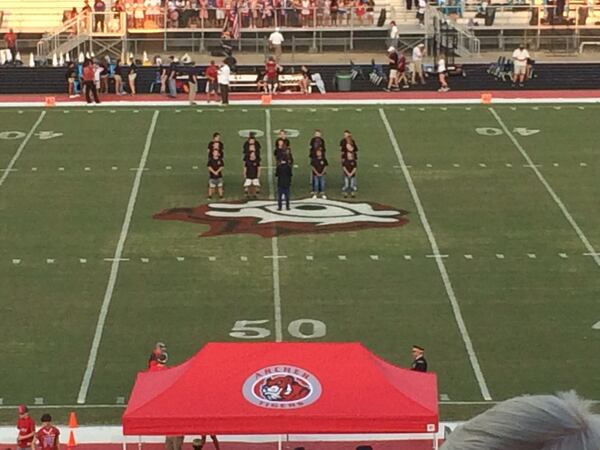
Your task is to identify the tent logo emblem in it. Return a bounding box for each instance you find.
[242,365,322,409]
[154,198,409,238]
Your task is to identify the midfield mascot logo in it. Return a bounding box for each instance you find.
[154,198,409,237]
[242,365,322,409]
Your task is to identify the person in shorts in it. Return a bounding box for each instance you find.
[512,44,530,87]
[207,149,224,199]
[16,405,35,450]
[437,56,449,92]
[385,47,398,92]
[204,60,218,103]
[243,152,261,199]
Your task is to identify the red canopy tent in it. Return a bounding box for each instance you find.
[122,342,438,435]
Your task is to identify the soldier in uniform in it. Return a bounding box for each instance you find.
[410,345,428,372]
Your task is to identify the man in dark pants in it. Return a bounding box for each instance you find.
[275,158,292,211]
[82,61,100,104]
[410,345,428,372]
[217,60,230,105]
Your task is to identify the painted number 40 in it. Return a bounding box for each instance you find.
[475,127,539,136]
[230,319,327,339]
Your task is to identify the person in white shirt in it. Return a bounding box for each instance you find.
[411,43,426,85]
[217,61,231,105]
[268,27,285,62]
[389,21,399,49]
[437,56,449,92]
[512,44,530,86]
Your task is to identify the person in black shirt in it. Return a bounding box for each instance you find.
[339,130,359,154]
[114,59,125,95]
[385,47,399,92]
[243,152,261,199]
[167,56,177,98]
[274,139,294,165]
[275,158,293,211]
[207,132,224,159]
[410,345,428,372]
[243,142,261,164]
[207,149,224,199]
[342,150,357,198]
[309,129,326,159]
[243,133,262,161]
[310,148,328,199]
[341,141,358,163]
[275,129,291,150]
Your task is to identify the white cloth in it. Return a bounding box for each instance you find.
[512,48,530,66]
[217,64,231,85]
[268,31,284,45]
[412,46,423,62]
[437,58,446,73]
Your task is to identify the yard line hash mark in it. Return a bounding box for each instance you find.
[266,109,284,343]
[379,108,492,401]
[77,110,160,405]
[490,107,600,270]
[0,111,46,189]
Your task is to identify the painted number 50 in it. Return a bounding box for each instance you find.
[230,319,327,339]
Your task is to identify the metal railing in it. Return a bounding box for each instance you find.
[428,5,481,55]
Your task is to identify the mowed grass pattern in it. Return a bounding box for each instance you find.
[0,105,598,423]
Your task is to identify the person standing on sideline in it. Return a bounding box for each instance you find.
[217,60,231,105]
[411,43,426,85]
[66,62,79,98]
[35,414,60,450]
[276,158,293,211]
[410,345,428,372]
[128,61,138,95]
[114,59,126,95]
[512,43,530,87]
[94,0,106,32]
[268,27,284,62]
[4,29,17,62]
[83,60,100,104]
[397,49,410,88]
[342,150,357,198]
[167,56,178,98]
[388,21,399,49]
[188,68,198,105]
[310,148,328,199]
[204,60,218,103]
[384,46,398,92]
[437,55,449,92]
[207,149,224,199]
[416,0,426,26]
[16,405,35,450]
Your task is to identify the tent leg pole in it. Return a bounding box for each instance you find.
[433,433,438,450]
[278,435,282,450]
[138,435,142,450]
[122,440,126,450]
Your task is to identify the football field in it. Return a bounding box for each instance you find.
[1,104,599,424]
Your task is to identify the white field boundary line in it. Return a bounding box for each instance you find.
[0,111,46,188]
[1,97,600,108]
[379,108,492,401]
[489,108,600,268]
[76,110,160,404]
[265,109,284,342]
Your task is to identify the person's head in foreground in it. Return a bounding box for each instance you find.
[441,391,600,450]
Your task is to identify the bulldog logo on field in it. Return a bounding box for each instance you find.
[153,198,409,238]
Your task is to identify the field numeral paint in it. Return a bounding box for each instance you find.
[475,127,539,137]
[0,130,62,140]
[230,319,327,339]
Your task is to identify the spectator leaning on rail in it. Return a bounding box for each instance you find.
[512,43,530,87]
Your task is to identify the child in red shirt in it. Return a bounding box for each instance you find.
[16,405,35,450]
[35,414,60,450]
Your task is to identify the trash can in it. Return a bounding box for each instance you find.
[336,72,352,92]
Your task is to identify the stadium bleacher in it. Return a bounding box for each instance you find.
[0,0,81,33]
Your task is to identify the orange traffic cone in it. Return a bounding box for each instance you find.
[67,430,77,448]
[68,412,79,428]
[480,92,493,104]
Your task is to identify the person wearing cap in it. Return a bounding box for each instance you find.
[35,414,60,450]
[148,342,167,369]
[384,47,399,92]
[16,405,35,450]
[410,345,428,372]
[268,27,284,62]
[411,43,426,86]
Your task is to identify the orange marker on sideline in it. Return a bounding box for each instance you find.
[261,94,272,105]
[68,411,79,428]
[481,93,493,104]
[44,96,56,107]
[67,430,77,448]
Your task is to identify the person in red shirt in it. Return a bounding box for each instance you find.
[265,56,278,94]
[204,60,218,103]
[82,60,100,104]
[4,29,17,62]
[35,414,60,450]
[16,405,35,450]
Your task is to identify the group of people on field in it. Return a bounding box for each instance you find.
[203,129,360,208]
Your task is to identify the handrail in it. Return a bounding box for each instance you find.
[36,12,88,58]
[428,5,480,55]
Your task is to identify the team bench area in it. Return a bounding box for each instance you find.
[229,73,318,92]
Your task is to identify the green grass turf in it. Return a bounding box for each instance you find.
[0,105,599,424]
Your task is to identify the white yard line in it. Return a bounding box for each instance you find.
[0,111,46,188]
[265,109,284,342]
[489,107,600,269]
[379,108,492,401]
[76,110,160,404]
